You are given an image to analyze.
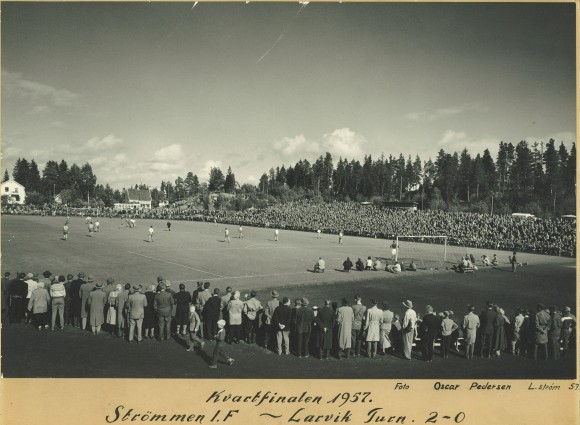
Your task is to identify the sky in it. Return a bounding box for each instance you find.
[1,2,576,190]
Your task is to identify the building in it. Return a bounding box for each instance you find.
[1,179,26,205]
[114,188,152,210]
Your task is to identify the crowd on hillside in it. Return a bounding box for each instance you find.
[2,200,575,256]
[3,271,576,367]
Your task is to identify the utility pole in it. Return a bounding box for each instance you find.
[490,193,494,215]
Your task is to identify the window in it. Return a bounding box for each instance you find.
[14,188,18,193]
[4,187,8,193]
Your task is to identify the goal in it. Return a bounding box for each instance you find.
[393,235,448,270]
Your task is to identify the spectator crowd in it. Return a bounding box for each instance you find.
[3,271,576,367]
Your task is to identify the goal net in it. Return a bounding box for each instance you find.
[390,235,452,270]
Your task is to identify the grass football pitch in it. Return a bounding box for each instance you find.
[1,215,576,378]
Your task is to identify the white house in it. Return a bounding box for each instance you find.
[1,179,26,205]
[125,188,152,209]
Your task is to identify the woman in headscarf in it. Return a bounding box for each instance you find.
[227,291,244,344]
[143,284,157,339]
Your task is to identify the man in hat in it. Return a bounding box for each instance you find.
[534,303,551,360]
[336,298,354,359]
[127,284,148,342]
[209,320,234,368]
[420,305,440,363]
[401,300,417,360]
[154,282,174,341]
[175,283,192,336]
[203,288,222,341]
[560,306,576,356]
[8,272,28,324]
[243,290,262,344]
[28,279,51,330]
[272,297,292,355]
[69,272,86,328]
[103,277,116,332]
[79,275,96,331]
[351,294,367,356]
[186,305,204,351]
[548,306,562,360]
[462,305,480,359]
[263,290,280,349]
[295,297,314,358]
[316,300,334,359]
[116,283,131,338]
[88,282,107,334]
[24,272,38,323]
[196,282,212,339]
[479,301,497,358]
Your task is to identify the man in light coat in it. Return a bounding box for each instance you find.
[127,284,148,343]
[401,300,417,360]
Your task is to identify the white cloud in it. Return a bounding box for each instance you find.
[201,160,223,180]
[84,134,123,151]
[436,129,499,155]
[438,130,467,146]
[320,128,366,158]
[153,144,184,162]
[406,102,488,122]
[272,128,367,161]
[2,70,80,108]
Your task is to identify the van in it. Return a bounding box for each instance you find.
[511,213,536,219]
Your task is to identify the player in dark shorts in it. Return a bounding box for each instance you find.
[167,221,171,231]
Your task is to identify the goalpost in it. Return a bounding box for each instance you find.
[395,235,448,269]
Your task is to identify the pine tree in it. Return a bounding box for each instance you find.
[3,170,9,183]
[224,167,237,193]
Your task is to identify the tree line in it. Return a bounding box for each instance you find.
[4,139,575,217]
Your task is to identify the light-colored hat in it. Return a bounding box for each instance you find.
[133,284,140,291]
[148,284,157,292]
[115,284,123,291]
[25,273,34,279]
[402,300,413,309]
[271,290,279,297]
[165,280,171,287]
[564,306,571,312]
[87,275,95,282]
[217,319,226,328]
[301,297,309,306]
[190,305,196,313]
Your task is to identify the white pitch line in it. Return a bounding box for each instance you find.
[173,270,311,283]
[128,251,226,278]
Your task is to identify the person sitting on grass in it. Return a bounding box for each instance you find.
[406,261,417,271]
[481,255,491,266]
[491,254,498,266]
[386,262,401,274]
[365,256,373,270]
[355,258,365,271]
[209,319,234,369]
[372,258,382,271]
[343,257,353,272]
[314,257,326,273]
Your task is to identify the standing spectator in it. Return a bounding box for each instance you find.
[492,306,508,357]
[186,305,204,351]
[548,306,562,360]
[88,282,107,335]
[274,228,279,242]
[272,297,292,355]
[290,298,302,354]
[401,300,417,360]
[380,302,394,355]
[243,291,262,344]
[116,284,130,338]
[79,275,96,331]
[263,290,280,349]
[316,300,334,359]
[440,311,458,358]
[8,272,27,324]
[295,297,314,358]
[479,301,497,358]
[127,284,148,343]
[364,300,383,358]
[143,284,157,339]
[175,284,192,336]
[420,305,439,363]
[50,275,67,330]
[351,294,367,356]
[196,282,212,339]
[511,251,518,272]
[203,289,222,340]
[1,272,10,324]
[64,274,74,326]
[208,320,234,369]
[534,303,551,360]
[510,308,524,355]
[336,298,354,359]
[462,305,480,360]
[560,307,576,357]
[68,273,85,328]
[154,282,174,341]
[220,287,233,321]
[106,284,121,332]
[28,281,51,330]
[227,291,244,344]
[24,273,38,324]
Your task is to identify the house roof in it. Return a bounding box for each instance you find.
[1,179,25,188]
[126,189,152,202]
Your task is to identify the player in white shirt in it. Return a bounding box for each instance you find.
[274,229,279,242]
[148,225,154,242]
[338,231,343,244]
[63,222,69,241]
[88,221,94,237]
[224,228,231,243]
[239,226,243,239]
[316,229,321,239]
[95,219,100,232]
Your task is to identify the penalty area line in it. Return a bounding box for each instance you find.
[127,251,226,278]
[173,270,311,283]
